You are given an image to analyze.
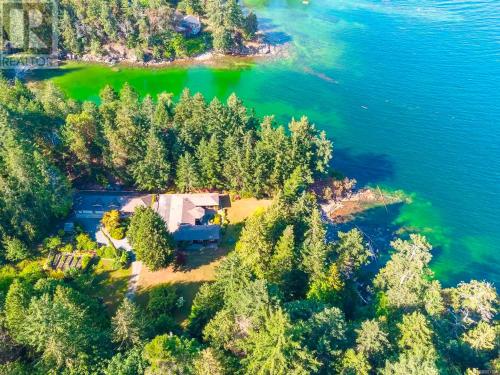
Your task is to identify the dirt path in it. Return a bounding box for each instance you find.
[126,260,142,299]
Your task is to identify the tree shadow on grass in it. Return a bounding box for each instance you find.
[135,281,207,324]
[220,222,244,251]
[92,268,131,314]
[174,223,244,272]
[174,247,229,272]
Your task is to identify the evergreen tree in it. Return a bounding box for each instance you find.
[60,11,81,54]
[173,91,207,150]
[0,109,71,245]
[243,308,319,374]
[196,134,222,190]
[224,0,243,30]
[206,97,228,137]
[143,334,201,374]
[212,28,233,53]
[176,152,201,192]
[374,234,433,310]
[236,209,274,279]
[397,312,436,361]
[268,225,295,284]
[112,298,145,349]
[339,349,371,375]
[4,280,31,343]
[243,12,258,39]
[105,346,147,375]
[3,237,31,262]
[462,321,496,351]
[153,93,174,129]
[63,102,103,171]
[18,286,106,370]
[127,207,175,270]
[301,208,330,279]
[355,319,389,359]
[334,229,371,279]
[193,348,227,375]
[105,83,145,179]
[133,126,171,191]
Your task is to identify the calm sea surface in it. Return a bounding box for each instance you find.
[32,0,500,285]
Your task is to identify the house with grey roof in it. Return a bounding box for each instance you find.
[74,192,224,246]
[154,193,221,245]
[175,14,202,36]
[74,192,151,219]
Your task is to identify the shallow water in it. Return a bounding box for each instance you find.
[31,0,500,285]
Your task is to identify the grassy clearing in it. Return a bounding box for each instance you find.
[226,197,272,223]
[93,259,132,314]
[135,198,272,323]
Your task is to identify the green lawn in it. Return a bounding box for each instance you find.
[93,259,132,314]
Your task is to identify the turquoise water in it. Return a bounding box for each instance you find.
[34,0,500,285]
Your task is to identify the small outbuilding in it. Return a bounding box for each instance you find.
[178,15,201,36]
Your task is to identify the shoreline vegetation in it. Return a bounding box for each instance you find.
[0,76,333,245]
[0,73,498,374]
[5,0,289,72]
[74,30,289,68]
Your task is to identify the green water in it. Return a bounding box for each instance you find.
[32,0,500,285]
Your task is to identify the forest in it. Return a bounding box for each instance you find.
[0,76,498,374]
[0,76,331,248]
[55,0,258,60]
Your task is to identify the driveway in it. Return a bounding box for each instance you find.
[126,260,142,299]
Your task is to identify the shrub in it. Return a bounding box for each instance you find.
[175,251,187,267]
[323,186,333,201]
[0,265,17,294]
[147,284,178,316]
[134,48,145,62]
[61,243,73,253]
[43,236,63,253]
[119,250,132,268]
[90,38,101,56]
[75,233,97,252]
[101,210,121,232]
[100,245,118,259]
[152,45,163,60]
[19,262,44,282]
[109,226,126,240]
[171,34,187,58]
[149,314,180,337]
[73,223,85,234]
[210,213,222,225]
[81,255,92,270]
[3,237,31,262]
[185,35,209,57]
[113,250,131,270]
[95,173,109,187]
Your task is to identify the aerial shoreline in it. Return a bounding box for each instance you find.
[59,24,290,69]
[67,42,288,69]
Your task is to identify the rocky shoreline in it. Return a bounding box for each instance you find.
[66,32,288,68]
[321,188,406,224]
